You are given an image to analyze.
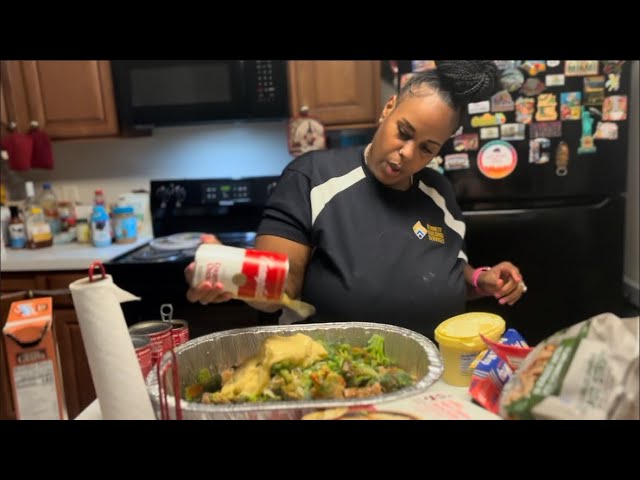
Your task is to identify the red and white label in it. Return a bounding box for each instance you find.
[135,344,152,377]
[193,244,289,301]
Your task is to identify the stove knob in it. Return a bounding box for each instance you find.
[155,185,173,208]
[174,185,186,208]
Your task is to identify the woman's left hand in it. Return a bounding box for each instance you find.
[477,261,527,306]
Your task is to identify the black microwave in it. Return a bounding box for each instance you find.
[111,60,289,129]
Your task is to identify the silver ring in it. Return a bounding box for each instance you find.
[518,281,527,293]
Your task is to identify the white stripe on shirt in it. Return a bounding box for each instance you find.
[310,166,366,225]
[417,180,466,240]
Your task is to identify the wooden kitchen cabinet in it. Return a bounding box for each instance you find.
[288,61,381,130]
[0,60,118,139]
[1,271,95,420]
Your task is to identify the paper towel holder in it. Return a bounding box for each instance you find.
[158,348,183,420]
[88,261,107,283]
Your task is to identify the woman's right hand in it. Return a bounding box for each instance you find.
[184,234,234,305]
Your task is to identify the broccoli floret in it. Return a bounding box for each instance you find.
[366,334,390,366]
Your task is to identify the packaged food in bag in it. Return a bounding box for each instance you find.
[499,313,639,420]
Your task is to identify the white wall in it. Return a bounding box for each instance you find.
[20,120,293,204]
[624,60,639,306]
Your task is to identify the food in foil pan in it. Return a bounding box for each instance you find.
[146,322,443,420]
[499,313,639,420]
[184,333,416,404]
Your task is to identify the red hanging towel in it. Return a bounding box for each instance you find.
[29,122,54,169]
[0,130,33,171]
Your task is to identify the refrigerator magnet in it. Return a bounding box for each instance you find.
[500,68,525,93]
[529,138,551,164]
[555,141,570,176]
[477,140,518,179]
[605,73,621,92]
[565,61,599,76]
[530,121,562,139]
[480,127,500,140]
[515,97,535,124]
[468,100,490,115]
[520,61,546,77]
[545,74,565,87]
[560,92,582,120]
[453,133,480,152]
[500,123,526,141]
[491,90,515,112]
[426,156,445,174]
[444,153,470,171]
[601,60,625,75]
[520,78,545,97]
[594,122,619,140]
[602,95,628,121]
[495,60,519,70]
[471,113,506,128]
[535,93,558,122]
[547,61,561,68]
[578,107,597,155]
[583,76,606,106]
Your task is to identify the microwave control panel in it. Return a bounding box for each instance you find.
[246,60,288,115]
[255,60,278,104]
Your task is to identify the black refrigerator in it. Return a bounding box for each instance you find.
[396,60,632,344]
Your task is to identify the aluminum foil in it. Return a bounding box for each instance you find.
[146,322,443,420]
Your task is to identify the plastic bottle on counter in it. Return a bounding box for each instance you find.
[94,189,105,206]
[91,204,112,247]
[8,206,26,249]
[24,181,53,249]
[39,182,61,234]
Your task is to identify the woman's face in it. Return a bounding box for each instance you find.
[368,88,459,190]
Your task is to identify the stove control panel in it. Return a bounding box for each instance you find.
[202,181,251,205]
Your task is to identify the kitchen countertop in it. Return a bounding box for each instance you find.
[1,236,152,272]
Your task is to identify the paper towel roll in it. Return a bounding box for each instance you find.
[69,275,155,420]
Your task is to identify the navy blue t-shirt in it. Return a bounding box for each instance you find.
[257,145,468,339]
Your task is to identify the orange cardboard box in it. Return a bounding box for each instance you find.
[2,297,66,419]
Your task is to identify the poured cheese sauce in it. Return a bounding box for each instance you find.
[218,333,328,400]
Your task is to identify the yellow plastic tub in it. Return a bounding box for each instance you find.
[435,312,505,386]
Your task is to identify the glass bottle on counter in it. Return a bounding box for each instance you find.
[39,182,61,234]
[24,181,53,249]
[8,206,26,249]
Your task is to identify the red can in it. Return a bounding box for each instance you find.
[192,244,288,301]
[130,334,152,377]
[129,321,173,365]
[170,319,190,347]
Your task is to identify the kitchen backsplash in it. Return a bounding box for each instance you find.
[10,120,293,204]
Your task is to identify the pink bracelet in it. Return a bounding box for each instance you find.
[472,267,491,295]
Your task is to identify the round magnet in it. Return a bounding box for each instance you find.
[477,140,518,180]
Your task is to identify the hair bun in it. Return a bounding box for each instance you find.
[434,60,499,104]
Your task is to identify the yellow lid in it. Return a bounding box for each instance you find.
[434,312,505,351]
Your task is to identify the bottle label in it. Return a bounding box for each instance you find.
[9,223,27,248]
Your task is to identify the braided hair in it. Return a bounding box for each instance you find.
[398,60,499,112]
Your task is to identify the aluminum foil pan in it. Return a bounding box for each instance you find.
[146,322,443,420]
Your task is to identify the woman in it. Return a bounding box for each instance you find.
[185,60,526,339]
